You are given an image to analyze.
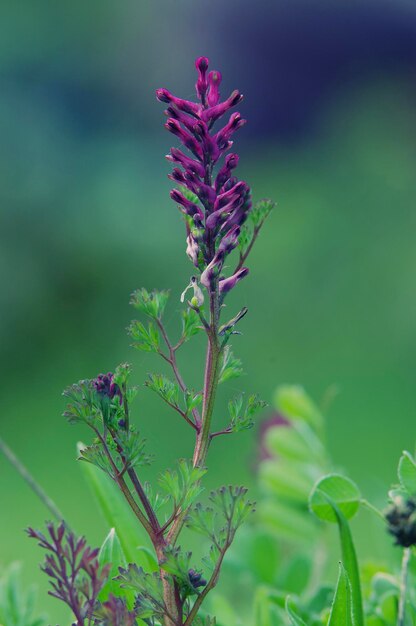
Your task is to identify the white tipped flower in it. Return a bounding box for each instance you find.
[180,276,204,307]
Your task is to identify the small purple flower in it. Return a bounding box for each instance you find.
[93,372,122,404]
[188,568,207,590]
[157,57,252,297]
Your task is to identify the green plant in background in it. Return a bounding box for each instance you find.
[0,564,46,626]
[201,387,416,626]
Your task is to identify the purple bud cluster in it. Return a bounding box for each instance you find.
[156,57,251,296]
[188,568,207,590]
[93,372,122,404]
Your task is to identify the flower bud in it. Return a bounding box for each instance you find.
[195,56,209,103]
[219,267,249,294]
[385,496,416,547]
[207,70,222,107]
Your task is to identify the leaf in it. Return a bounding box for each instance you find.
[259,459,316,504]
[250,198,276,227]
[274,385,324,434]
[258,500,318,544]
[98,528,127,600]
[0,563,47,626]
[77,442,151,566]
[285,597,307,625]
[159,459,206,509]
[145,373,180,408]
[327,562,355,626]
[228,393,266,433]
[265,421,327,467]
[130,288,170,320]
[398,451,416,496]
[309,474,361,522]
[181,308,202,341]
[309,484,364,626]
[219,346,244,384]
[128,320,160,353]
[253,586,285,626]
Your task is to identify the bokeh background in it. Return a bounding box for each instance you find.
[1,0,416,622]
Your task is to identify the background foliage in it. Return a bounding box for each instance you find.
[1,0,416,623]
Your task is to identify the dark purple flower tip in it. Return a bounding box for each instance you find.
[229,89,244,106]
[170,189,204,220]
[167,148,205,178]
[188,568,207,589]
[156,88,172,103]
[219,267,249,294]
[226,153,239,169]
[118,418,126,429]
[195,56,209,72]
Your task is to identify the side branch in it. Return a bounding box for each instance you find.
[156,318,201,428]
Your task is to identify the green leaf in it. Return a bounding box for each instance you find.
[258,500,318,544]
[115,428,153,470]
[181,308,202,341]
[265,421,328,466]
[62,379,101,426]
[285,597,307,625]
[327,562,355,626]
[98,528,127,600]
[259,459,316,504]
[274,385,324,434]
[78,442,115,477]
[159,459,206,509]
[130,288,170,320]
[228,393,266,433]
[250,198,276,227]
[77,442,151,566]
[128,320,160,353]
[309,484,364,626]
[253,586,285,626]
[145,373,180,408]
[309,474,361,522]
[219,346,244,384]
[0,563,47,626]
[398,451,416,496]
[116,564,164,621]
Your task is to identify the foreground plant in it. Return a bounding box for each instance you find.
[28,56,273,626]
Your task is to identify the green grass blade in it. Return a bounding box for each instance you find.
[327,562,355,626]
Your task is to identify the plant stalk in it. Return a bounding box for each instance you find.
[398,546,411,626]
[0,437,68,526]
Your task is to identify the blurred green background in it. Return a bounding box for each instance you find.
[1,0,416,622]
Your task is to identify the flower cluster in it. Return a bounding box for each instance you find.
[385,496,416,548]
[156,56,251,297]
[188,568,207,591]
[93,372,122,404]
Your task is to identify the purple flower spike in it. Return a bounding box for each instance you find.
[157,57,253,297]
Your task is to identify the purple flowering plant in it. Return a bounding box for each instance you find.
[26,57,274,626]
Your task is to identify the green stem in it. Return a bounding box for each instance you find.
[398,547,411,626]
[193,282,220,467]
[0,437,68,527]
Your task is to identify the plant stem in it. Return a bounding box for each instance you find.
[398,547,411,626]
[193,283,220,467]
[0,437,68,526]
